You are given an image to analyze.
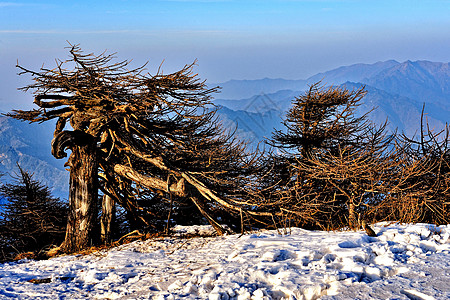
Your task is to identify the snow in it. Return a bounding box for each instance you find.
[0,223,449,299]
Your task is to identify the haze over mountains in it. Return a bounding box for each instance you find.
[0,60,448,197]
[215,60,450,147]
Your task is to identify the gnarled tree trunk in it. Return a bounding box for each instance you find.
[53,131,99,253]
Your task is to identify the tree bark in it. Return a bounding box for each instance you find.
[60,137,98,253]
[114,164,186,197]
[101,194,115,244]
[348,200,358,230]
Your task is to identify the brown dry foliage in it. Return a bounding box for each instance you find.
[265,83,450,230]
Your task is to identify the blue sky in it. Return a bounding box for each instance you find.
[1,0,449,110]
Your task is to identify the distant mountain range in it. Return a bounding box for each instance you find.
[0,60,448,198]
[214,60,449,147]
[214,60,450,103]
[211,78,307,100]
[365,60,450,105]
[0,116,69,199]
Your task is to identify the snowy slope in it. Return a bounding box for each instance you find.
[0,223,449,299]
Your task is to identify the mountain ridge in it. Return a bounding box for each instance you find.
[215,60,449,104]
[214,60,449,148]
[366,60,450,104]
[306,60,400,86]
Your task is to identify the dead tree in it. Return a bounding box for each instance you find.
[267,83,450,229]
[270,82,370,159]
[8,44,269,252]
[295,132,399,229]
[267,83,398,229]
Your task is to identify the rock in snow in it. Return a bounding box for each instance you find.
[0,223,449,299]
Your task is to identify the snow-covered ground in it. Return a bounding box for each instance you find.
[0,223,449,299]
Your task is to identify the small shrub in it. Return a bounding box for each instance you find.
[0,166,67,261]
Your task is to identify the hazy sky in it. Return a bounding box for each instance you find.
[1,0,449,110]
